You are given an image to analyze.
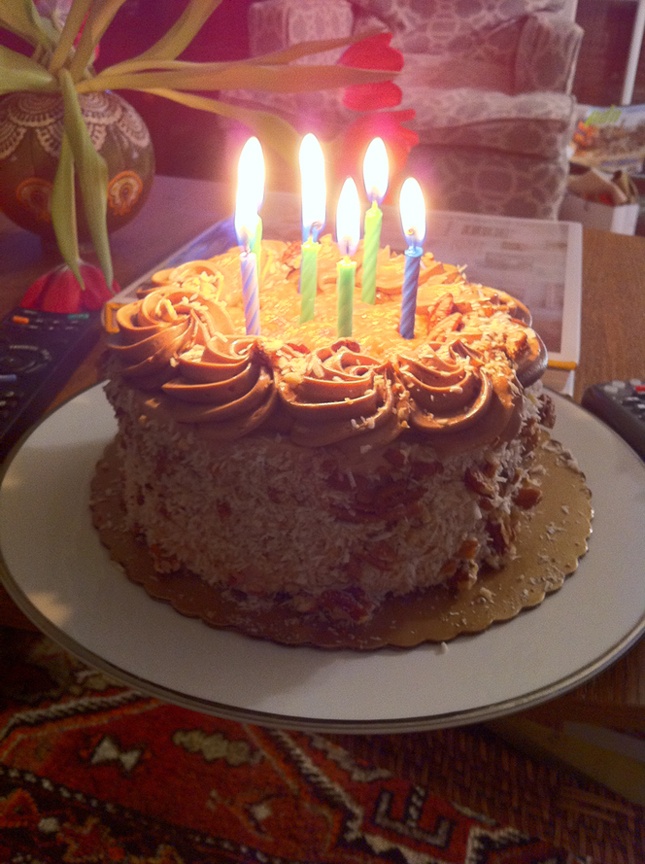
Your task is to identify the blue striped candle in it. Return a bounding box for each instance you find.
[236,136,264,290]
[399,245,422,339]
[398,177,426,340]
[240,249,260,335]
[250,215,263,282]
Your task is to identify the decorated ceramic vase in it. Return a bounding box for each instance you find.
[0,90,155,239]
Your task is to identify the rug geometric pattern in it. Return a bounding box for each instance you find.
[0,627,592,863]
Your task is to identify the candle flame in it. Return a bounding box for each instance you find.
[399,177,426,248]
[363,137,389,204]
[299,133,326,241]
[336,177,361,258]
[235,136,265,248]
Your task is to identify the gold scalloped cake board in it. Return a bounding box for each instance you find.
[90,435,592,651]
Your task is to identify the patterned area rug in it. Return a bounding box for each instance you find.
[0,627,602,863]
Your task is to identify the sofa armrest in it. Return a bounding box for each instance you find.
[248,0,354,63]
[515,13,583,94]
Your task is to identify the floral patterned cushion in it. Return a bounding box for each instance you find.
[407,143,571,219]
[239,0,582,219]
[515,12,582,92]
[402,88,577,158]
[350,0,565,55]
[249,0,353,64]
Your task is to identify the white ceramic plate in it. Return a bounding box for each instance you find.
[0,386,643,733]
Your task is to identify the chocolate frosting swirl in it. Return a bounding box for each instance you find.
[276,340,403,447]
[418,288,547,391]
[106,241,549,452]
[398,340,522,455]
[398,342,491,434]
[108,287,234,388]
[160,335,277,438]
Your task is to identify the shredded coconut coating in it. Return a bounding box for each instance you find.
[101,237,554,623]
[103,376,550,621]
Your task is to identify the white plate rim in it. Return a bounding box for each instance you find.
[0,385,643,733]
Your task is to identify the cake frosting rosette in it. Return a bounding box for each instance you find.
[93,235,578,645]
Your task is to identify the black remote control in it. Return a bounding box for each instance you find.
[581,379,645,460]
[0,307,101,462]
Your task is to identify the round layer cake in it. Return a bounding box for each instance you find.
[98,236,554,627]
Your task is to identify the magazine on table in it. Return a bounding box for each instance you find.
[570,103,645,174]
[114,190,582,395]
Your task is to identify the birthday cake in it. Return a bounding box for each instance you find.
[91,231,568,642]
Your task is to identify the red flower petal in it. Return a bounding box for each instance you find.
[20,263,118,314]
[77,263,118,311]
[338,32,403,72]
[342,81,402,112]
[39,269,83,313]
[330,110,419,189]
[19,271,51,310]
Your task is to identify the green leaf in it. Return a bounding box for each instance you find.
[50,132,83,284]
[58,69,112,285]
[0,45,56,94]
[80,61,392,95]
[95,29,382,78]
[133,0,223,62]
[145,87,302,161]
[68,0,129,81]
[250,30,382,65]
[0,0,51,50]
[48,0,93,75]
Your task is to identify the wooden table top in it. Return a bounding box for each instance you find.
[0,175,643,730]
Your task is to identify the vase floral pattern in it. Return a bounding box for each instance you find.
[0,90,154,239]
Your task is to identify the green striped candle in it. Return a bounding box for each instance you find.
[361,138,388,304]
[335,177,360,337]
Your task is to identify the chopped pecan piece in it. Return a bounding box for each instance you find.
[410,459,443,479]
[513,482,542,509]
[464,466,496,498]
[487,517,513,555]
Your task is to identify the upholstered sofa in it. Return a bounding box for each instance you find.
[236,0,583,219]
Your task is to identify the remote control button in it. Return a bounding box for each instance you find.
[0,345,52,375]
[0,306,100,461]
[10,315,30,326]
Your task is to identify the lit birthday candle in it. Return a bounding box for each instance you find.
[238,136,265,275]
[335,177,360,337]
[398,177,426,339]
[361,137,388,304]
[235,141,264,336]
[299,133,326,322]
